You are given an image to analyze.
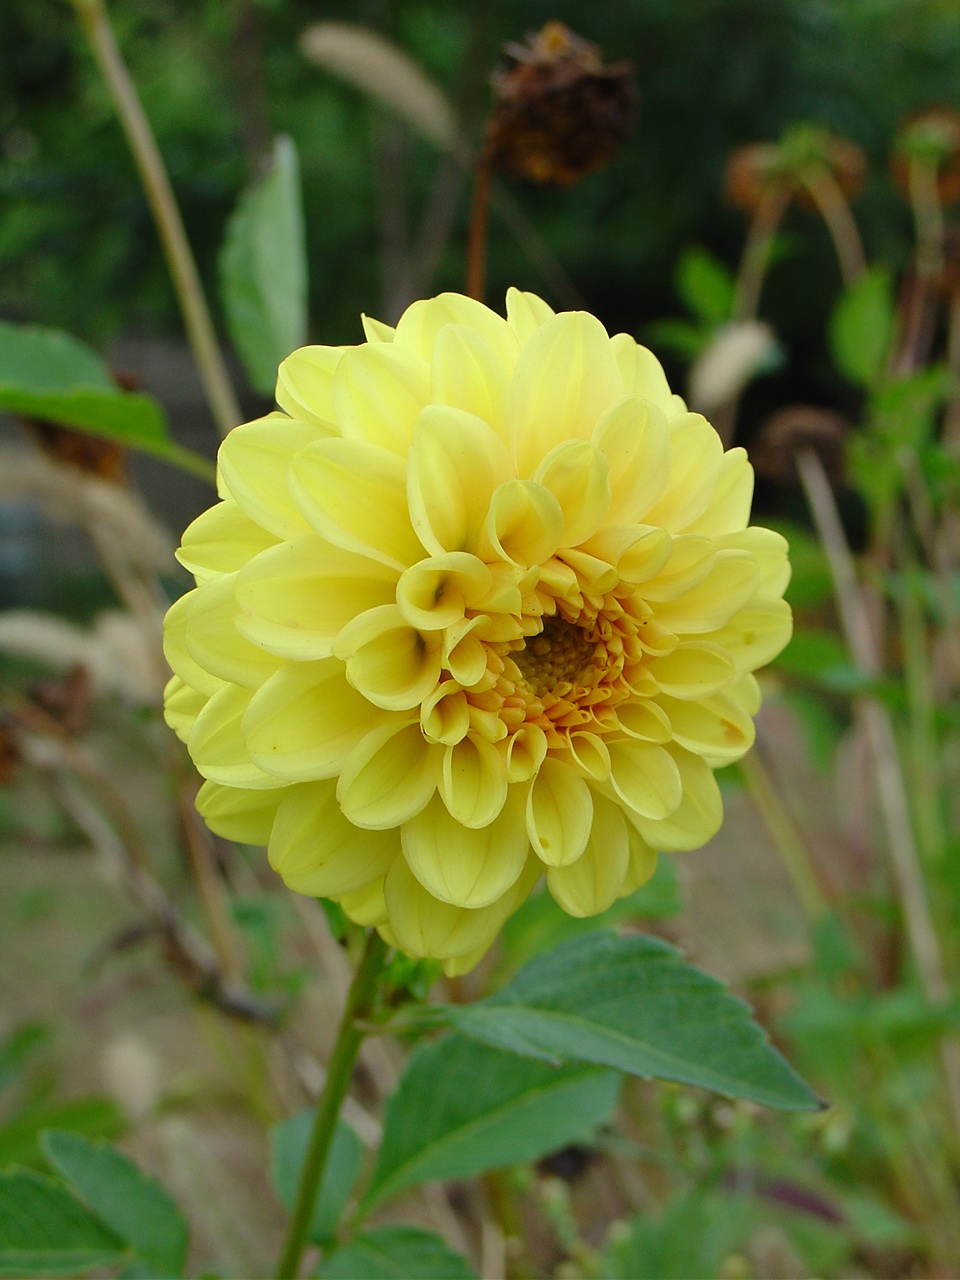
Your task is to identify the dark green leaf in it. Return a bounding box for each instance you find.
[0,1168,127,1275]
[316,1226,477,1280]
[643,318,707,360]
[271,1115,362,1245]
[364,1036,620,1207]
[676,248,735,325]
[42,1131,188,1276]
[220,135,308,395]
[0,1097,125,1170]
[445,933,820,1111]
[0,321,215,483]
[829,267,894,387]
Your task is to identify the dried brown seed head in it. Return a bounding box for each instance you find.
[752,404,849,487]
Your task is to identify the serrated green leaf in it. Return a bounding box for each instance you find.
[676,247,735,325]
[0,1097,125,1170]
[220,135,308,395]
[0,1168,127,1275]
[270,1115,362,1246]
[42,1131,188,1276]
[364,1037,620,1207]
[445,933,819,1111]
[829,267,895,387]
[0,320,215,483]
[316,1226,477,1280]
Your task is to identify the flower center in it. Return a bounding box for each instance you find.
[511,614,598,696]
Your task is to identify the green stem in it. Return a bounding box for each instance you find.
[274,931,390,1280]
[71,0,242,439]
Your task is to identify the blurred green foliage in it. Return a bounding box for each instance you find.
[2,0,959,359]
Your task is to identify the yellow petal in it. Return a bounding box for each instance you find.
[592,396,671,524]
[442,615,491,688]
[585,526,672,585]
[653,551,760,634]
[396,293,518,365]
[421,680,471,745]
[439,734,508,828]
[643,414,724,532]
[396,553,492,630]
[546,791,629,916]
[646,642,736,699]
[176,500,277,581]
[331,342,430,454]
[235,536,398,660]
[505,287,556,343]
[627,747,723,851]
[509,312,624,476]
[640,536,715,602]
[163,590,225,697]
[269,781,399,897]
[184,572,281,688]
[289,437,423,570]
[400,787,528,909]
[243,659,389,781]
[505,724,548,783]
[189,683,287,789]
[432,325,513,436]
[610,332,686,419]
[608,739,683,820]
[195,780,287,844]
[163,675,206,742]
[334,604,442,711]
[715,527,790,599]
[567,731,611,781]
[660,691,755,765]
[408,407,514,555]
[479,480,564,568]
[622,827,658,894]
[338,721,439,829]
[276,346,345,426]
[341,877,389,925]
[683,447,754,536]
[615,699,672,743]
[533,440,611,547]
[704,599,793,674]
[217,415,321,539]
[525,757,593,867]
[361,314,396,343]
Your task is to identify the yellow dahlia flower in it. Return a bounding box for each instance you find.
[164,290,791,973]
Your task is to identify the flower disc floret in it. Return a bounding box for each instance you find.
[164,290,792,973]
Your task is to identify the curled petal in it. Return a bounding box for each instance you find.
[546,792,630,916]
[334,605,442,711]
[526,757,593,867]
[401,787,528,908]
[164,676,206,742]
[646,642,736,699]
[608,740,683,820]
[660,691,756,765]
[439,734,508,828]
[397,553,492,630]
[534,440,611,547]
[627,747,723,852]
[479,480,564,568]
[189,683,287,790]
[195,780,288,844]
[338,721,440,829]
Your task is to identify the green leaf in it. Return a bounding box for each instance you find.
[220,135,308,395]
[445,933,820,1111]
[676,247,735,325]
[0,321,215,483]
[643,318,707,360]
[316,1226,477,1280]
[42,1132,188,1276]
[364,1036,620,1207]
[270,1115,362,1246]
[0,1097,125,1170]
[829,267,895,387]
[500,860,681,967]
[0,1168,127,1275]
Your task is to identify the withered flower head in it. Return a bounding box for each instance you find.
[483,22,634,188]
[725,125,866,215]
[0,714,20,787]
[892,107,960,207]
[751,405,849,488]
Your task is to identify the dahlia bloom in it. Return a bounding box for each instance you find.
[164,291,791,973]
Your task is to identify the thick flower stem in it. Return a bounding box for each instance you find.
[274,931,390,1280]
[70,0,242,439]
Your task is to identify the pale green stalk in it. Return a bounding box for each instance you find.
[71,0,242,438]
